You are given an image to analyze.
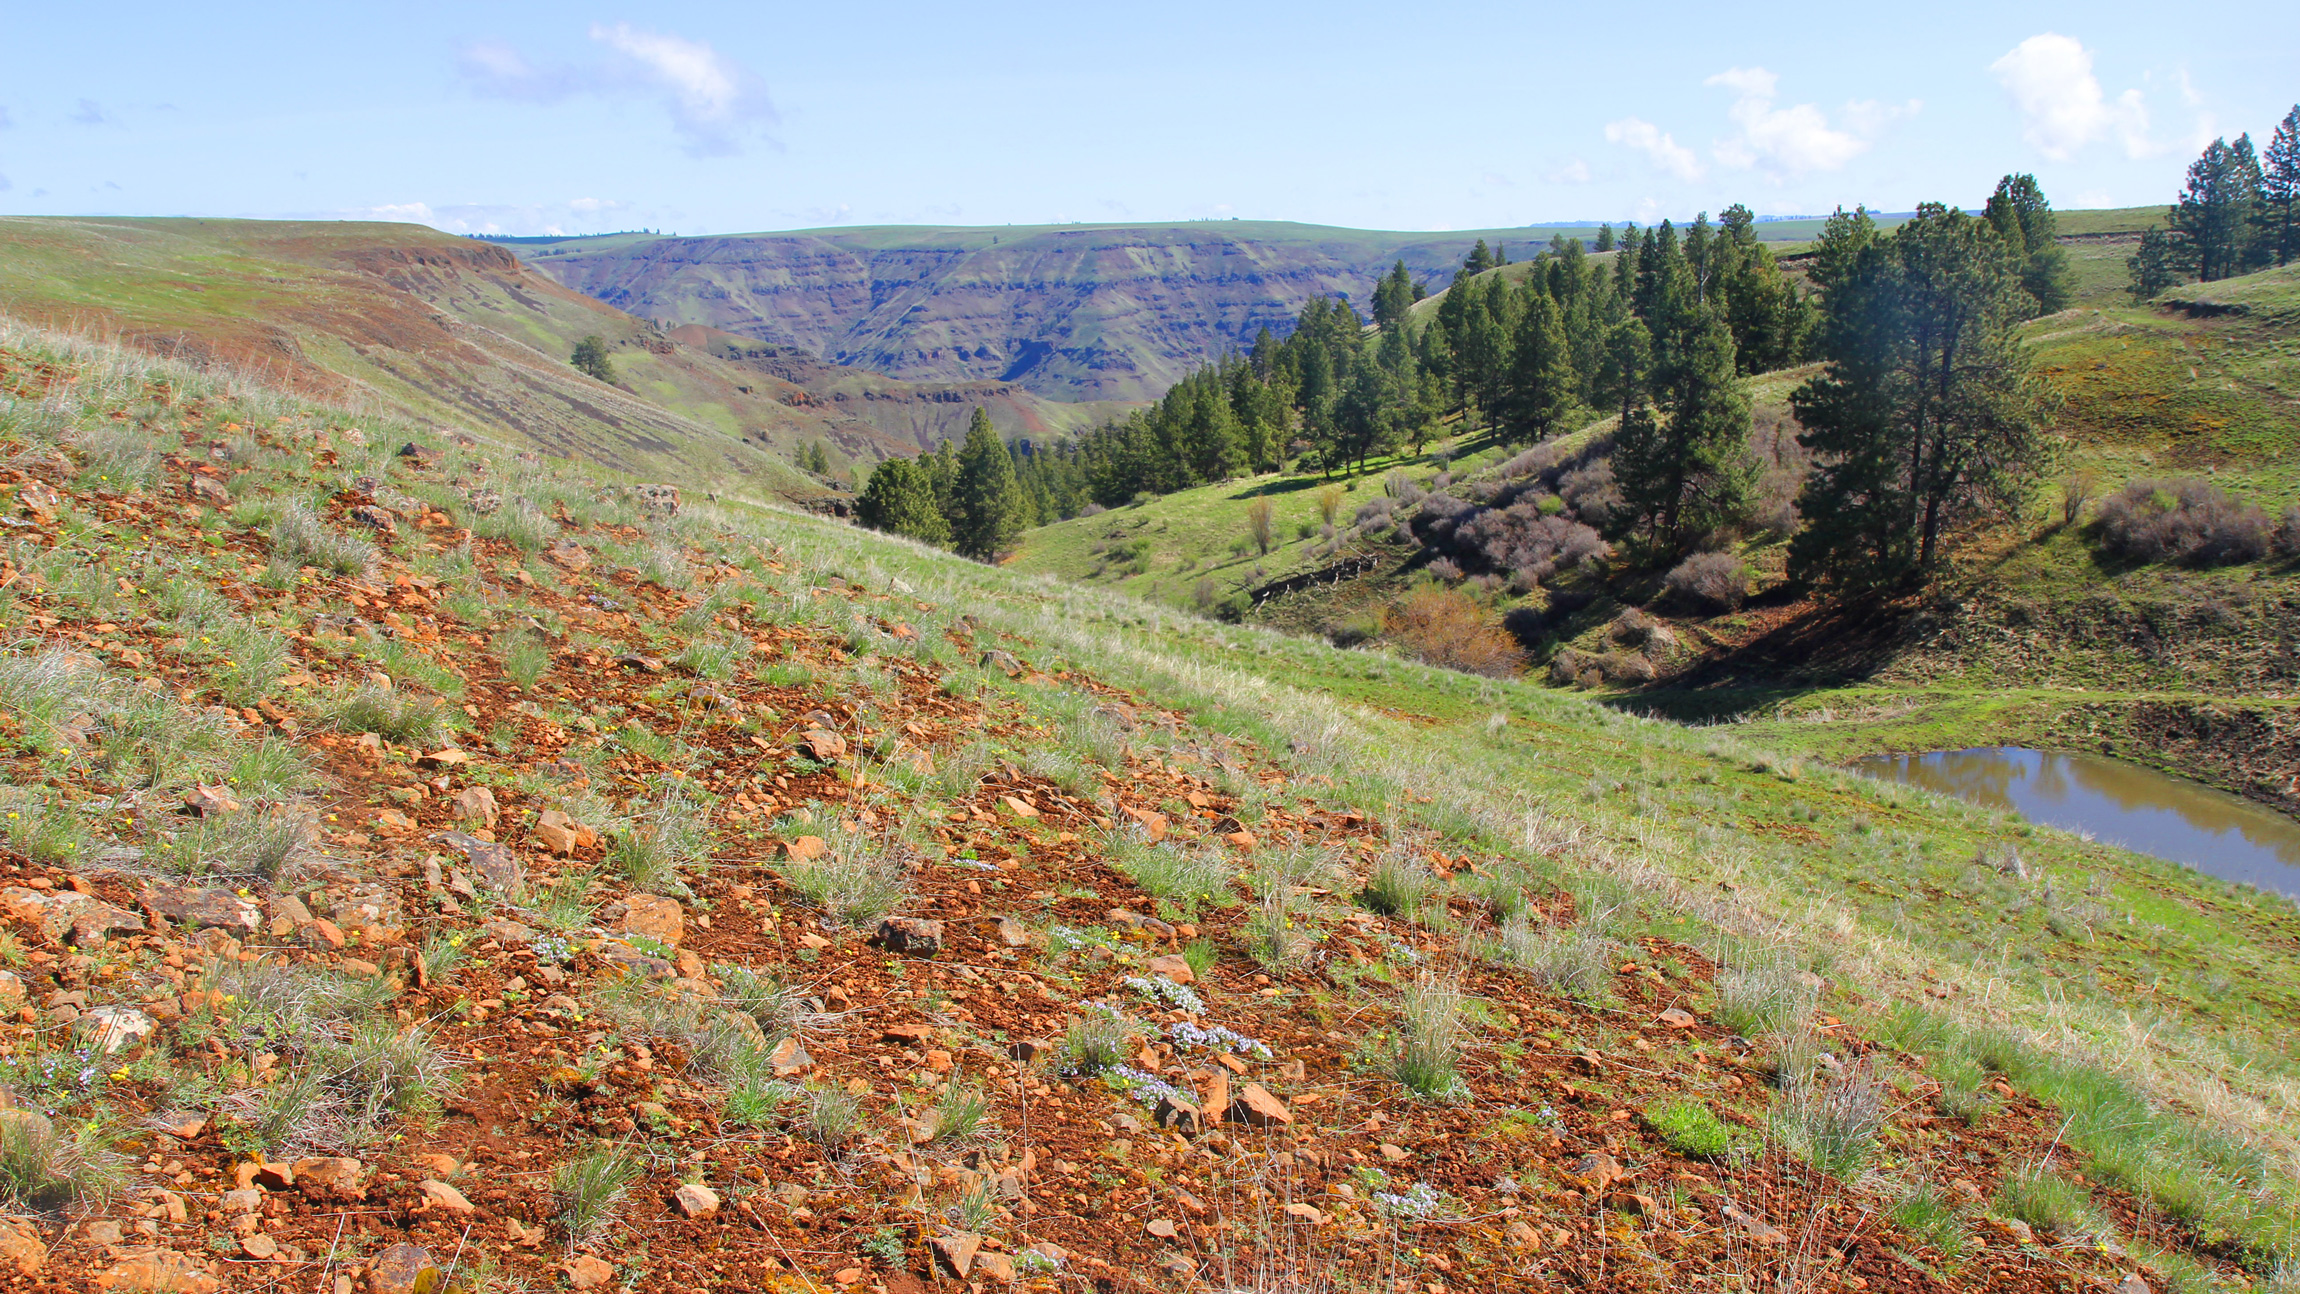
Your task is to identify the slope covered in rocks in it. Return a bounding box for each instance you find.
[0,319,2293,1293]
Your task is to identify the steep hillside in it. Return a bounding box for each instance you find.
[0,319,2295,1293]
[0,218,1110,496]
[515,222,1685,402]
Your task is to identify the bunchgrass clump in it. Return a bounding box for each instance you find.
[1890,1181,1969,1258]
[502,632,551,690]
[267,501,376,575]
[775,835,908,928]
[930,1080,993,1143]
[802,1081,865,1147]
[609,793,713,892]
[0,1117,125,1212]
[159,805,309,882]
[1995,1167,2097,1237]
[1111,838,1233,913]
[554,1144,643,1245]
[1486,913,1615,1004]
[1062,1011,1131,1075]
[1389,975,1469,1101]
[1772,1068,1886,1180]
[1714,958,1817,1039]
[317,683,451,747]
[1360,850,1437,918]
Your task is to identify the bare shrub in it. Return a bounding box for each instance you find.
[1427,556,1463,581]
[2272,506,2300,560]
[1663,551,1752,613]
[1245,497,1275,554]
[1385,587,1524,678]
[2059,471,2097,525]
[2097,478,2269,566]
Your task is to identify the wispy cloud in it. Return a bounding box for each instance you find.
[339,197,640,237]
[1546,159,1592,185]
[1989,34,2153,160]
[458,24,774,156]
[1604,117,1703,181]
[1705,67,1909,180]
[70,99,111,126]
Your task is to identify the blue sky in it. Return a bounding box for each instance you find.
[3,1,2293,236]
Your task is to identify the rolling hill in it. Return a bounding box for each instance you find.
[509,220,1759,402]
[0,218,1114,497]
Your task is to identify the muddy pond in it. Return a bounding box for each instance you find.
[1852,747,2300,899]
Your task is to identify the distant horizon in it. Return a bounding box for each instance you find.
[4,2,2288,238]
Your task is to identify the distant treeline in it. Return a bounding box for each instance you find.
[1030,205,1813,512]
[2129,104,2300,295]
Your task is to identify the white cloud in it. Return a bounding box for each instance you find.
[70,98,111,126]
[1705,66,1895,180]
[458,24,774,156]
[1546,158,1592,185]
[2073,189,2114,208]
[1989,34,2153,160]
[1605,117,1704,181]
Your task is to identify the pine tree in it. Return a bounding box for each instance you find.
[2267,105,2300,268]
[1983,174,2075,316]
[1613,304,1752,550]
[1598,318,1652,425]
[570,336,616,383]
[1790,204,2048,587]
[949,408,1026,561]
[1372,261,1417,329]
[2170,136,2267,282]
[1594,224,1615,253]
[1461,240,1496,279]
[855,456,951,545]
[1503,287,1576,439]
[2127,226,2186,301]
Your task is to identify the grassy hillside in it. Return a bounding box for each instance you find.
[1,317,2295,1292]
[0,218,1112,497]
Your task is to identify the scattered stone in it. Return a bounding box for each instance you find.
[1504,1219,1540,1251]
[82,1005,157,1054]
[2117,1275,2151,1294]
[220,1189,263,1215]
[0,888,144,946]
[783,835,827,862]
[451,786,499,827]
[672,1183,721,1219]
[293,1157,365,1201]
[1007,1039,1049,1064]
[562,1255,615,1289]
[978,650,1023,677]
[974,1251,1016,1284]
[181,784,240,818]
[1658,1007,1698,1029]
[1378,1143,1410,1163]
[240,1234,279,1259]
[1570,1152,1626,1191]
[1120,805,1168,842]
[615,653,665,673]
[95,1248,220,1293]
[531,809,588,856]
[137,885,258,934]
[414,1179,475,1214]
[252,1161,295,1191]
[348,506,397,534]
[871,916,943,957]
[544,539,591,572]
[1722,1201,1787,1245]
[1282,1202,1327,1225]
[1001,795,1039,818]
[83,1219,123,1245]
[1144,1219,1178,1240]
[439,831,523,893]
[0,971,22,1008]
[768,1037,811,1075]
[1146,954,1195,985]
[0,1218,45,1277]
[802,729,847,761]
[300,918,347,950]
[1201,1071,1230,1124]
[931,1231,983,1277]
[620,894,684,947]
[1154,1095,1201,1132]
[992,916,1031,947]
[1227,1083,1291,1127]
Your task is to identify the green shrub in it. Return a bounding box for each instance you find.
[1644,1097,1734,1158]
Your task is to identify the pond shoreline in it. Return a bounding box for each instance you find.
[1852,745,2300,899]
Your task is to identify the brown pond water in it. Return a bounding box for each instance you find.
[1853,747,2300,899]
